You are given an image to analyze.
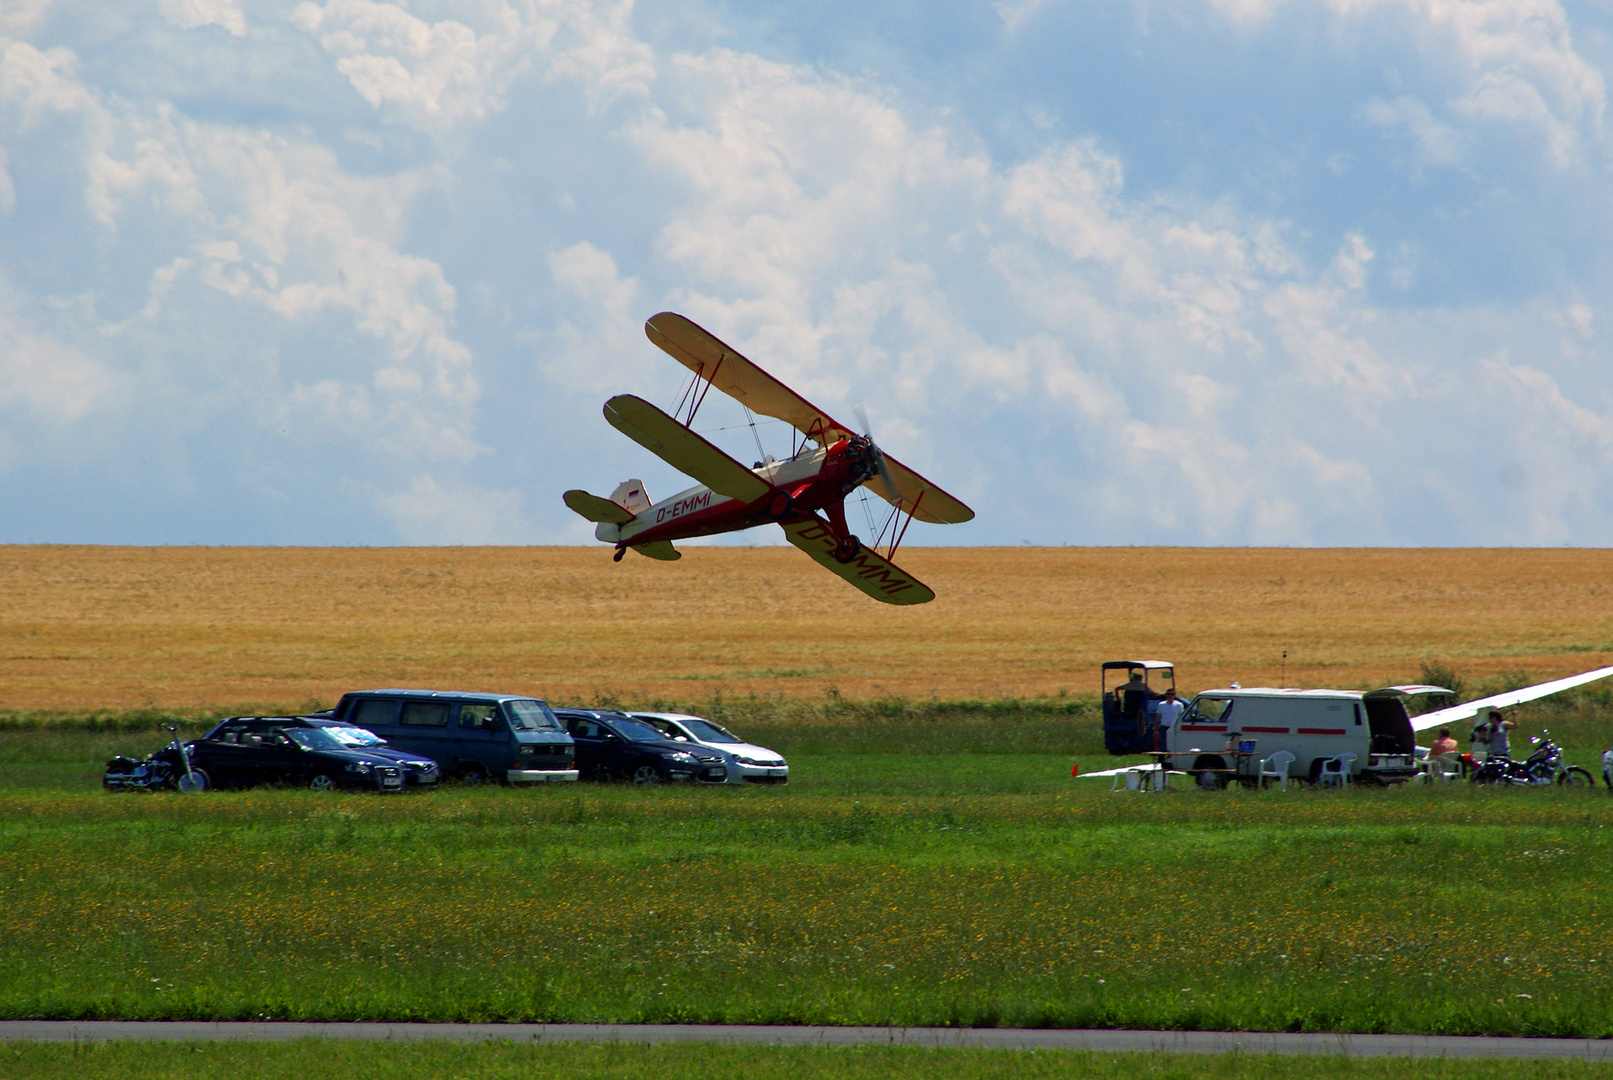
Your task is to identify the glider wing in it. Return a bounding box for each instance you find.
[1410,664,1613,734]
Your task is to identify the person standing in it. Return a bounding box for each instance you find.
[1469,717,1491,762]
[1155,687,1185,752]
[1486,708,1517,759]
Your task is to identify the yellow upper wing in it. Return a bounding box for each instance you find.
[644,312,974,525]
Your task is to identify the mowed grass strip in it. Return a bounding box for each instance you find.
[4,786,1612,1036]
[5,1041,1612,1080]
[3,545,1612,710]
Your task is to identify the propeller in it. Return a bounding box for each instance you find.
[853,403,902,505]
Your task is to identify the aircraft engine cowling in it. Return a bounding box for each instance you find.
[827,435,878,497]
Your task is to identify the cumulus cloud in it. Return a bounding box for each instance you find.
[0,0,1611,546]
[158,0,246,37]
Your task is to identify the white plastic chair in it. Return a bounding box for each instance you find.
[1423,752,1461,784]
[1111,768,1143,792]
[1257,750,1296,789]
[1319,752,1357,788]
[1110,767,1162,793]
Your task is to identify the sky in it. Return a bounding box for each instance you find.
[2,0,1611,547]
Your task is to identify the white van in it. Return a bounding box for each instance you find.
[1167,686,1430,786]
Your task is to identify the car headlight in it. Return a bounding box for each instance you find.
[344,762,373,774]
[662,751,697,763]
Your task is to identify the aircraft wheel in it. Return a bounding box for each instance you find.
[833,536,862,564]
[612,547,625,562]
[767,490,794,521]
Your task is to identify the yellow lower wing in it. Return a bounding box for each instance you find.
[779,518,935,606]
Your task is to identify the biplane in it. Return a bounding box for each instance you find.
[563,312,974,605]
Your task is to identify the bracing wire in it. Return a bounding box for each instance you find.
[743,404,767,463]
[858,488,879,537]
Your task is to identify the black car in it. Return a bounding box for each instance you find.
[555,709,730,785]
[300,718,442,789]
[155,716,439,792]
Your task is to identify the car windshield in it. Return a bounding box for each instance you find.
[680,718,741,744]
[506,699,562,731]
[608,717,670,743]
[1187,697,1234,722]
[282,728,347,751]
[322,726,387,748]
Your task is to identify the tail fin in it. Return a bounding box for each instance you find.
[611,479,652,515]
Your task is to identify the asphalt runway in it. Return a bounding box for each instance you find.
[2,1022,1610,1060]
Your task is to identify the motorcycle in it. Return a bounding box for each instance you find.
[1469,729,1594,788]
[103,723,208,792]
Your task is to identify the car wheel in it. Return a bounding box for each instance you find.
[458,767,487,786]
[631,763,663,786]
[176,768,211,793]
[307,773,336,792]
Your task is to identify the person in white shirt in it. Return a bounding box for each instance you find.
[1155,687,1186,752]
[1602,746,1613,791]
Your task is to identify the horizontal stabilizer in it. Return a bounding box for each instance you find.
[632,540,681,561]
[780,517,934,606]
[603,394,772,504]
[564,489,634,525]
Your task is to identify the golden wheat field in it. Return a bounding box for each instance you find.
[0,545,1609,712]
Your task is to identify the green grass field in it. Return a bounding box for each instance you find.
[4,698,1613,1080]
[4,756,1613,1034]
[2,1041,1611,1080]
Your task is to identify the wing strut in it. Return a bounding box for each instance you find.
[866,489,925,562]
[671,353,726,428]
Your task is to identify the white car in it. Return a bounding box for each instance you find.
[632,712,789,785]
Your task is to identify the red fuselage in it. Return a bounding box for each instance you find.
[622,438,875,548]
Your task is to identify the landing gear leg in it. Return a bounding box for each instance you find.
[825,501,860,563]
